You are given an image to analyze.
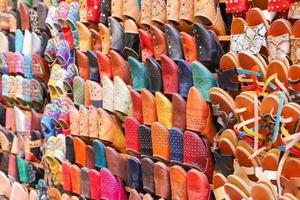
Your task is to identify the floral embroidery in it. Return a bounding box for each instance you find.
[2,74,9,97]
[268,33,290,61]
[288,2,300,19]
[22,79,31,103]
[291,37,300,65]
[30,9,40,34]
[141,0,151,23]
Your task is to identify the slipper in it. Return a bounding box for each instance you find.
[76,22,92,52]
[225,0,250,16]
[139,124,153,157]
[149,25,168,60]
[73,137,87,167]
[80,167,91,198]
[92,139,107,169]
[70,164,81,195]
[65,136,75,164]
[0,171,11,198]
[10,182,29,200]
[14,106,26,133]
[170,165,187,200]
[151,0,167,25]
[183,131,214,181]
[76,50,90,81]
[102,75,115,112]
[8,154,17,180]
[87,0,101,22]
[111,0,124,20]
[15,29,24,53]
[7,52,16,75]
[160,55,179,95]
[0,32,8,53]
[0,152,9,175]
[123,0,141,23]
[167,0,180,25]
[186,169,210,200]
[144,57,163,92]
[98,23,111,55]
[95,51,112,81]
[151,122,170,161]
[99,0,111,25]
[154,161,171,199]
[54,134,66,163]
[23,30,32,55]
[106,146,127,181]
[141,88,157,125]
[288,65,300,103]
[128,156,143,190]
[169,127,184,164]
[86,145,95,169]
[17,156,29,183]
[141,158,155,193]
[79,105,89,137]
[0,53,8,74]
[180,32,198,64]
[5,108,16,132]
[291,20,300,65]
[113,76,132,115]
[130,89,143,122]
[19,2,30,31]
[139,29,154,62]
[164,24,183,61]
[124,19,141,60]
[155,91,172,128]
[89,169,101,200]
[37,2,48,31]
[69,105,80,136]
[8,11,17,33]
[108,17,125,52]
[110,50,132,85]
[100,168,119,200]
[87,50,100,82]
[91,29,102,51]
[140,0,152,26]
[73,76,86,106]
[128,56,148,91]
[124,117,141,155]
[32,54,50,83]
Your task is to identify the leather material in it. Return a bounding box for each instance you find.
[124,117,141,154]
[141,0,152,26]
[123,0,141,22]
[100,168,119,200]
[130,89,143,122]
[128,156,143,190]
[167,0,180,24]
[151,122,170,162]
[180,32,198,64]
[89,169,101,200]
[183,131,214,181]
[113,76,132,115]
[76,22,92,52]
[20,2,30,31]
[172,94,186,131]
[87,50,100,82]
[141,158,155,194]
[87,0,101,22]
[186,87,216,143]
[102,75,115,112]
[139,124,153,157]
[73,137,87,167]
[110,50,132,85]
[124,19,141,60]
[8,154,16,180]
[98,23,110,55]
[99,0,111,25]
[0,152,9,174]
[111,0,124,20]
[129,189,141,200]
[128,56,148,91]
[186,169,210,200]
[105,146,127,181]
[17,156,29,183]
[96,51,112,81]
[154,162,171,199]
[193,23,224,72]
[8,34,15,52]
[155,91,172,128]
[76,51,90,81]
[160,55,179,94]
[71,164,81,195]
[169,128,184,164]
[108,16,124,52]
[151,0,167,25]
[86,145,95,169]
[37,2,48,31]
[149,25,168,60]
[0,171,11,197]
[92,139,107,169]
[178,60,193,98]
[80,167,91,198]
[164,24,183,61]
[170,165,187,200]
[192,61,217,102]
[91,29,102,52]
[145,57,162,92]
[139,29,154,62]
[141,88,157,125]
[62,161,72,192]
[80,0,88,22]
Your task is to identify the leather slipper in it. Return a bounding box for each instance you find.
[109,16,124,52]
[110,49,132,85]
[123,19,141,60]
[139,124,153,157]
[99,23,111,55]
[144,57,162,92]
[73,137,87,167]
[111,0,124,20]
[170,165,187,200]
[186,169,210,200]
[123,0,141,23]
[113,76,132,115]
[172,93,186,131]
[178,59,193,98]
[149,25,168,60]
[96,51,112,81]
[128,56,148,91]
[141,158,155,193]
[169,127,184,164]
[102,75,115,112]
[180,32,198,64]
[151,0,167,25]
[128,156,143,190]
[0,171,11,198]
[71,164,81,195]
[99,0,111,25]
[76,22,92,52]
[124,116,141,155]
[155,91,172,128]
[62,161,72,192]
[86,145,95,169]
[141,88,157,125]
[89,169,101,200]
[140,0,152,26]
[93,139,107,169]
[139,29,154,62]
[160,55,179,95]
[164,24,183,61]
[154,161,171,199]
[100,168,119,200]
[151,122,170,162]
[80,167,91,199]
[105,146,127,181]
[130,89,143,122]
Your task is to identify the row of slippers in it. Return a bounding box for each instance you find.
[229,11,300,65]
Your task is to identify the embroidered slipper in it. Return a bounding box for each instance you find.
[144,57,163,92]
[69,105,80,136]
[73,76,86,106]
[151,0,167,25]
[123,19,141,60]
[180,32,198,64]
[87,0,101,22]
[98,23,111,55]
[140,0,152,26]
[186,169,210,200]
[151,122,170,162]
[149,25,168,60]
[99,0,111,25]
[79,105,89,137]
[123,0,141,23]
[90,29,102,51]
[88,105,99,138]
[290,20,300,65]
[141,88,157,125]
[95,51,112,81]
[110,49,132,85]
[154,161,171,199]
[139,124,153,157]
[32,54,50,83]
[164,24,184,61]
[172,94,187,130]
[37,2,48,31]
[166,0,180,26]
[111,0,124,20]
[113,76,132,115]
[169,127,184,164]
[76,22,92,52]
[130,89,143,122]
[102,75,115,112]
[124,117,141,155]
[225,0,250,17]
[108,17,124,53]
[139,29,154,62]
[19,2,30,31]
